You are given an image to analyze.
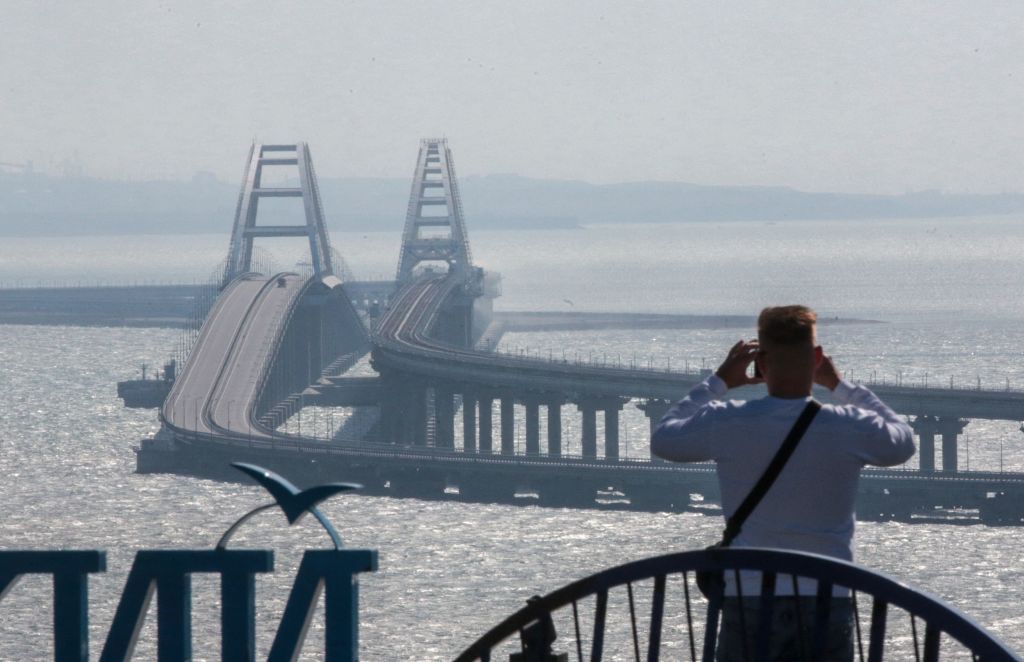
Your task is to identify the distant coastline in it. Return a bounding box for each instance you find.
[1,171,1022,237]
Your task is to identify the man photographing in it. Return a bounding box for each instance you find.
[651,305,915,660]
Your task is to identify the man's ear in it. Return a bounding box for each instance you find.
[814,345,824,366]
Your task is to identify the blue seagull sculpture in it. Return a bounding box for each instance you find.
[216,462,361,550]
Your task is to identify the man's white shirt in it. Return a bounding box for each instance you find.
[652,374,915,595]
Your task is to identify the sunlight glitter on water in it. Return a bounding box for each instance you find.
[3,217,1024,657]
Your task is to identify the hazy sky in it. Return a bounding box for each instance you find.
[3,1,1022,194]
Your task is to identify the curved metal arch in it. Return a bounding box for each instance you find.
[454,547,1020,662]
[215,503,343,551]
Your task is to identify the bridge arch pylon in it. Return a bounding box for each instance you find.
[395,138,474,283]
[223,143,334,287]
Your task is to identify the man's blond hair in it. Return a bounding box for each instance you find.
[757,305,818,349]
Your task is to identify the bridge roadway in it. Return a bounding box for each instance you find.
[372,275,1024,422]
[163,272,306,439]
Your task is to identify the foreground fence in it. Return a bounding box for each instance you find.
[455,547,1020,662]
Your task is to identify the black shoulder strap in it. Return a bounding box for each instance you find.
[721,400,821,546]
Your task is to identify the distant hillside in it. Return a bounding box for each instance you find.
[1,171,1023,237]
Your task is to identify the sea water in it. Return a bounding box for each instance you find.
[1,216,1023,658]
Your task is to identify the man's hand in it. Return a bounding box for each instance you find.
[815,351,842,391]
[714,340,763,389]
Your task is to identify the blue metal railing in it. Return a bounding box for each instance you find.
[454,547,1020,661]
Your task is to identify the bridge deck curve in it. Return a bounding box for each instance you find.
[163,272,306,438]
[373,276,1024,420]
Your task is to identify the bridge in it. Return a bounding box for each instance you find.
[139,139,1024,525]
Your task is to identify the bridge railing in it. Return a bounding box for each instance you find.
[487,344,1024,394]
[453,547,1020,662]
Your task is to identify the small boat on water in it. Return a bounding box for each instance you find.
[117,360,175,408]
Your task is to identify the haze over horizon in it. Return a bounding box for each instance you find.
[4,2,1023,196]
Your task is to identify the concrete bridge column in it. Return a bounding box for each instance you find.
[578,401,599,459]
[403,383,428,446]
[380,395,400,444]
[434,385,455,449]
[525,399,541,455]
[478,395,493,453]
[605,402,622,460]
[637,399,672,461]
[938,417,969,474]
[462,390,477,453]
[377,373,402,444]
[911,415,939,472]
[547,401,563,457]
[501,396,515,455]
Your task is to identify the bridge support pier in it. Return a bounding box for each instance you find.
[408,384,428,447]
[380,373,426,445]
[939,417,968,473]
[912,415,938,472]
[525,400,540,455]
[578,398,626,459]
[501,396,515,455]
[379,376,402,444]
[462,391,477,453]
[547,401,562,458]
[912,415,968,473]
[579,401,598,458]
[638,399,671,461]
[479,396,493,453]
[434,386,455,449]
[638,401,671,452]
[605,404,621,460]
